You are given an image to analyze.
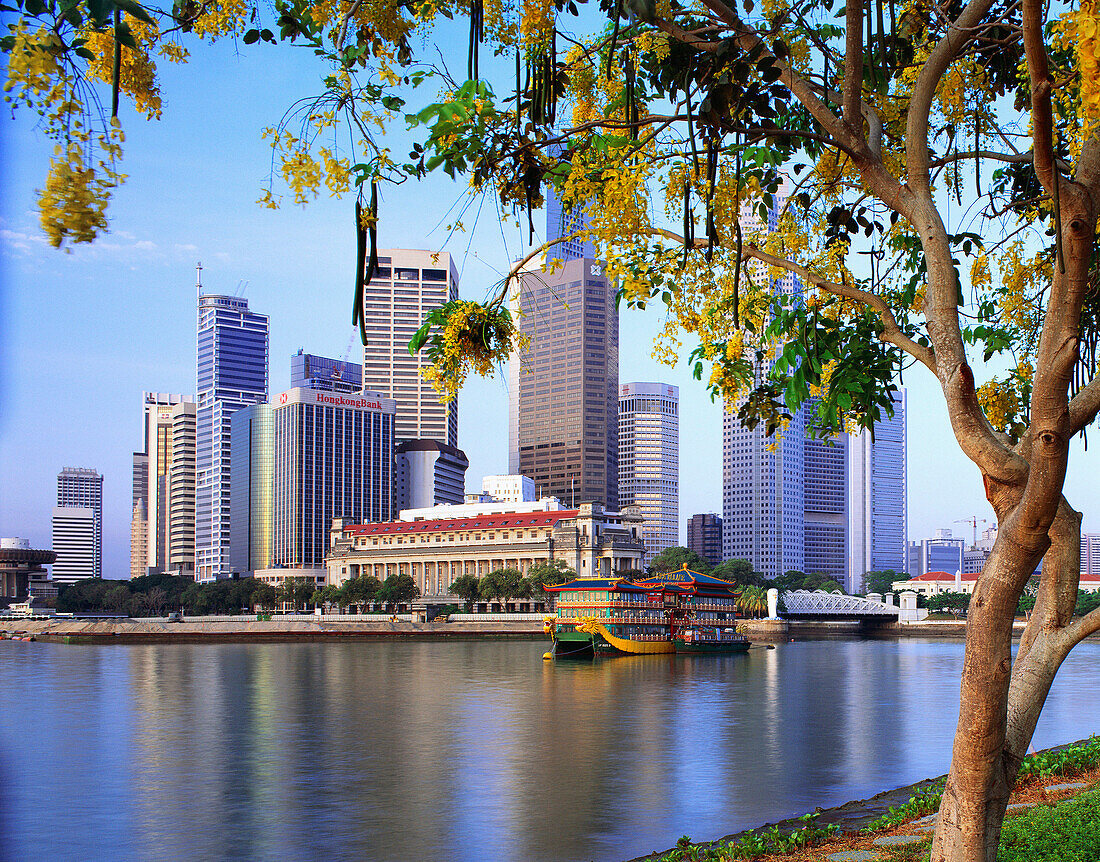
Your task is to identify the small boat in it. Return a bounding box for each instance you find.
[543,567,750,659]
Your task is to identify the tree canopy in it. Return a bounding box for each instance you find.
[7,0,1100,856]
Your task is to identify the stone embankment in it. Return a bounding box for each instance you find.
[5,615,545,644]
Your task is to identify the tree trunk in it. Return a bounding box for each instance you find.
[930,502,1083,861]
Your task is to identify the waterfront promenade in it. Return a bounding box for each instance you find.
[4,614,1024,642]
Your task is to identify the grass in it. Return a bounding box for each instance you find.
[647,737,1100,862]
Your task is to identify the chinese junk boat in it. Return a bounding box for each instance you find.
[542,567,750,659]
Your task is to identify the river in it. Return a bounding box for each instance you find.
[1,637,1098,862]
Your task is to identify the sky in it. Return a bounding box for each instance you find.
[1,30,1098,579]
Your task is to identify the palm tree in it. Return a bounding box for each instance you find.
[737,585,767,619]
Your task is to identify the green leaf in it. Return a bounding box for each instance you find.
[243,28,260,44]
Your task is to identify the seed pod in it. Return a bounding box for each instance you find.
[112,9,122,118]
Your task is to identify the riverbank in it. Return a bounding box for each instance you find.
[632,738,1100,862]
[4,615,546,643]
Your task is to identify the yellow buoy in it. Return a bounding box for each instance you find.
[543,651,554,660]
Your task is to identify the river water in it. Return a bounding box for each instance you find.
[1,637,1098,862]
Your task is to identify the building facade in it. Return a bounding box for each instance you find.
[687,513,723,568]
[803,426,848,587]
[167,401,197,577]
[326,502,646,596]
[0,538,56,599]
[361,249,459,446]
[508,256,619,508]
[618,382,678,558]
[272,388,396,568]
[229,402,274,574]
[395,440,469,511]
[907,532,966,577]
[1083,533,1100,578]
[847,390,908,593]
[51,506,97,584]
[55,467,103,581]
[129,452,149,579]
[481,475,536,503]
[195,291,269,581]
[290,349,364,394]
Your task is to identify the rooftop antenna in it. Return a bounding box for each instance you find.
[196,261,203,297]
[236,279,249,297]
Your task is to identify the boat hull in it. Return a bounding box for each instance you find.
[674,639,750,654]
[551,629,599,659]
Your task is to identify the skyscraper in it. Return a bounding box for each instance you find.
[721,185,906,587]
[130,392,193,577]
[803,415,848,586]
[53,467,103,582]
[847,389,908,592]
[687,513,723,568]
[618,382,679,557]
[290,349,364,394]
[360,249,459,446]
[508,188,619,509]
[508,257,619,508]
[271,388,396,568]
[167,401,197,577]
[130,452,148,579]
[230,403,274,574]
[195,283,269,581]
[1082,533,1100,578]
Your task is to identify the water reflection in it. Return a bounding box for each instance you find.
[1,638,1098,862]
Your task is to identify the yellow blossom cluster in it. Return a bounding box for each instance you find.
[3,23,66,114]
[976,364,1032,434]
[1053,0,1100,140]
[189,0,254,40]
[38,127,125,248]
[519,0,554,51]
[84,16,163,119]
[421,302,528,402]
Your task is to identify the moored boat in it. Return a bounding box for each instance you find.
[543,567,749,659]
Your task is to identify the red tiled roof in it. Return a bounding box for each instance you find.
[342,510,580,536]
[903,570,980,582]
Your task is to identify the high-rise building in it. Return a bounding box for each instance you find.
[53,467,103,584]
[803,421,848,586]
[545,175,595,262]
[195,285,269,581]
[722,185,807,577]
[618,382,678,558]
[687,514,723,568]
[508,256,619,508]
[167,401,197,577]
[130,452,148,579]
[360,249,459,446]
[54,467,103,581]
[721,185,907,587]
[230,403,274,574]
[907,532,965,577]
[290,349,364,394]
[131,393,193,576]
[395,440,469,511]
[847,390,908,592]
[271,388,396,568]
[1082,533,1100,578]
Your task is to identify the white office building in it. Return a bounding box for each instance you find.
[51,506,98,584]
[618,382,679,558]
[361,249,459,446]
[395,440,469,511]
[54,467,103,582]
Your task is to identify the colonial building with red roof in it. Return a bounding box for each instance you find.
[325,502,646,598]
[893,569,1100,596]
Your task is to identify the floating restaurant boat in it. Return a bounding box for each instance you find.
[542,567,749,659]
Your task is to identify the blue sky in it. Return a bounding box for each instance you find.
[1,33,1096,578]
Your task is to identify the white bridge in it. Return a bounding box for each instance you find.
[780,589,913,620]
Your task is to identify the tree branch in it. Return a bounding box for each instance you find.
[1020,0,1055,192]
[741,242,937,372]
[1068,376,1100,436]
[843,0,864,126]
[906,0,996,195]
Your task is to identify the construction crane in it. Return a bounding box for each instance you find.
[955,516,989,548]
